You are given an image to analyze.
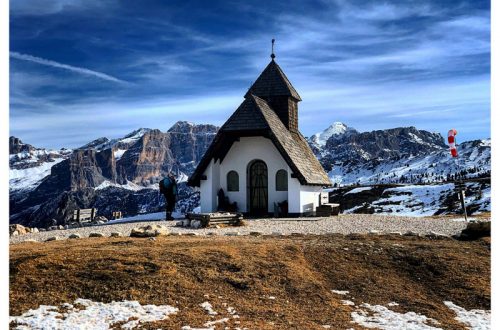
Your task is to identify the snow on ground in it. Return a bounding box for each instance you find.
[351,303,442,330]
[331,290,349,295]
[345,187,373,194]
[9,158,65,191]
[94,180,153,191]
[200,302,218,315]
[9,299,178,330]
[343,297,490,330]
[444,301,491,330]
[368,184,454,217]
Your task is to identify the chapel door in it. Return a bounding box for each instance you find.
[248,160,268,216]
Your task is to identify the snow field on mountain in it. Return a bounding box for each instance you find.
[9,158,65,191]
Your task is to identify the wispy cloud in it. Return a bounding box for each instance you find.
[10,51,128,84]
[9,0,490,148]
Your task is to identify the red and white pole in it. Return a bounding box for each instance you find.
[448,129,467,221]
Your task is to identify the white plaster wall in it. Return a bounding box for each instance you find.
[200,162,213,213]
[211,160,221,211]
[300,185,323,214]
[199,159,221,212]
[287,177,302,213]
[219,137,290,213]
[199,136,324,214]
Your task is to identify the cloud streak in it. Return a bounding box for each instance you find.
[10,51,128,84]
[9,0,490,148]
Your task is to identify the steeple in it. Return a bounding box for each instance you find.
[244,42,301,132]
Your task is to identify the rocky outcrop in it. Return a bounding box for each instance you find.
[10,121,214,228]
[116,129,172,185]
[130,224,170,237]
[10,136,35,154]
[9,224,31,236]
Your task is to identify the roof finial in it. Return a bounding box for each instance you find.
[271,38,276,60]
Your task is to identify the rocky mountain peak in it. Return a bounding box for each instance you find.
[168,121,195,133]
[309,122,357,147]
[78,137,110,150]
[10,136,35,154]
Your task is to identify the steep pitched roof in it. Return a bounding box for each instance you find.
[188,95,331,187]
[244,60,302,101]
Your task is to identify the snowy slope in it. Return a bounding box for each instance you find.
[10,158,65,192]
[328,139,490,186]
[9,139,72,193]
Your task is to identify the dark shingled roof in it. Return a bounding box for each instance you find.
[188,94,331,187]
[244,60,302,101]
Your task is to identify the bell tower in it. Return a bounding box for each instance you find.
[244,40,301,132]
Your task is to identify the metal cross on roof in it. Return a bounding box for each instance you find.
[271,39,276,60]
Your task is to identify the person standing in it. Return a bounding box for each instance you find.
[159,172,178,220]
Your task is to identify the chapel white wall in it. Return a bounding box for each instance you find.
[199,136,323,214]
[220,137,289,213]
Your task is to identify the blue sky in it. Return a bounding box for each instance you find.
[10,0,490,149]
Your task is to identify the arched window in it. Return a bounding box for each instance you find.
[227,171,239,191]
[276,169,288,191]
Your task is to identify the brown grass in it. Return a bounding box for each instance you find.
[10,234,490,329]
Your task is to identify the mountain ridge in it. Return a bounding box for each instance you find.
[10,121,490,227]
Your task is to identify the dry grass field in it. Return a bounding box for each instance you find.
[10,234,490,329]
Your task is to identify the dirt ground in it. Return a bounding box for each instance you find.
[10,234,490,329]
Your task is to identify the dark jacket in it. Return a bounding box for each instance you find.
[160,177,178,197]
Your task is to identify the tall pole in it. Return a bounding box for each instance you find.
[449,129,467,221]
[455,142,468,222]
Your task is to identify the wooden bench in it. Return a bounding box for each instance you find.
[187,212,243,228]
[72,208,97,224]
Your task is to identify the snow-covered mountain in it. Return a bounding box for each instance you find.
[308,124,490,217]
[10,121,490,227]
[309,122,357,148]
[9,137,72,193]
[9,122,217,227]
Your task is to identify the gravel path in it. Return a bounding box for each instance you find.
[10,214,473,244]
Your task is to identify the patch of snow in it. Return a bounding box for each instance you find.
[387,302,399,307]
[9,299,178,330]
[351,303,441,330]
[200,301,217,315]
[204,318,229,327]
[119,128,150,144]
[177,172,189,183]
[345,187,373,195]
[368,184,454,217]
[94,180,152,191]
[114,149,127,160]
[331,290,349,295]
[444,301,490,330]
[342,300,356,306]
